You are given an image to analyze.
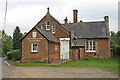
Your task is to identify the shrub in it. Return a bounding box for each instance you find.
[7,49,22,61]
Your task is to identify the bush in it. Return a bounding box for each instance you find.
[7,49,22,61]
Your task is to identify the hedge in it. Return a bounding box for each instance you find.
[7,49,22,61]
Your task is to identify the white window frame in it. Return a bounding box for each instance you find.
[46,21,50,30]
[41,24,44,29]
[55,45,58,50]
[31,43,38,52]
[52,24,55,33]
[32,32,37,38]
[85,40,96,52]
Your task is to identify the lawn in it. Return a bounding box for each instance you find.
[12,57,118,74]
[61,58,118,74]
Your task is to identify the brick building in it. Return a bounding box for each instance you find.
[21,8,110,63]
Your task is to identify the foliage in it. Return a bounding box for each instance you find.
[2,30,13,56]
[7,49,22,61]
[13,26,22,50]
[0,30,2,56]
[110,31,120,55]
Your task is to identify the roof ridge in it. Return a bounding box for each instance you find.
[62,21,105,25]
[49,14,70,32]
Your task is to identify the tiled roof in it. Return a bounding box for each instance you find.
[35,27,60,43]
[63,21,108,38]
[72,39,86,47]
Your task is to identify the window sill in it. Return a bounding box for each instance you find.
[52,32,55,34]
[86,51,96,52]
[31,51,38,53]
[46,29,50,30]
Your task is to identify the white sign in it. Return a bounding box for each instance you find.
[27,38,42,42]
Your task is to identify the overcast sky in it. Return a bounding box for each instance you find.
[0,0,119,36]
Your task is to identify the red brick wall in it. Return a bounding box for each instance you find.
[72,48,79,60]
[97,39,110,59]
[80,48,85,60]
[22,28,48,62]
[86,52,95,56]
[36,15,69,40]
[71,47,85,61]
[49,42,60,62]
[85,39,110,59]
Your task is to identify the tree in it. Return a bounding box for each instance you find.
[110,31,120,56]
[0,30,2,56]
[13,26,22,50]
[2,30,13,56]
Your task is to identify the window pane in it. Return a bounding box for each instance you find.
[32,43,37,52]
[46,21,50,30]
[93,41,96,51]
[52,24,55,33]
[32,32,37,38]
[55,45,57,50]
[90,41,92,50]
[86,41,88,50]
[86,40,96,52]
[41,24,44,29]
[47,21,50,25]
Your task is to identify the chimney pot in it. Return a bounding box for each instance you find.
[64,17,68,23]
[104,16,109,22]
[73,10,78,23]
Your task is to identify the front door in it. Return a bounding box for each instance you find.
[60,38,70,59]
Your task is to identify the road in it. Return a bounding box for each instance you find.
[2,57,13,78]
[1,58,118,78]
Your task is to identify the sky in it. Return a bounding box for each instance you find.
[0,0,119,36]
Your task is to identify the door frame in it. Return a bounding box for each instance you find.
[60,38,70,59]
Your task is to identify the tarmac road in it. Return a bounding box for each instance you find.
[2,57,13,78]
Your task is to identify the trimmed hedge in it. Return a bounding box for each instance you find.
[7,49,22,61]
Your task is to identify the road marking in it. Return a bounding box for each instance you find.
[4,61,11,67]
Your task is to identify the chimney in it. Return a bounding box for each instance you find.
[104,16,109,22]
[104,16,110,37]
[64,17,68,23]
[73,10,78,23]
[104,16,110,58]
[104,16,109,36]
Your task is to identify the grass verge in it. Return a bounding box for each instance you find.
[12,57,118,74]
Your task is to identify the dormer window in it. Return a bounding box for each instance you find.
[46,21,50,30]
[52,24,55,33]
[41,24,44,29]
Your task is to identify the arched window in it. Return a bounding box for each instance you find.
[46,21,50,30]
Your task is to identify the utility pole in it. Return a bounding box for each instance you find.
[2,0,8,56]
[4,0,8,29]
